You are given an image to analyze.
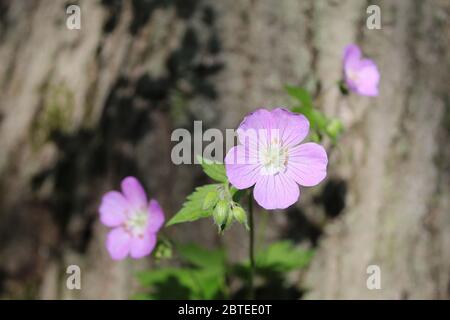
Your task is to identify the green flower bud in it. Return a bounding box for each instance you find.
[232,205,249,230]
[213,200,229,227]
[154,240,173,260]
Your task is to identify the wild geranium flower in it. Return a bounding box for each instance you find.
[225,108,328,210]
[99,176,165,260]
[343,44,380,96]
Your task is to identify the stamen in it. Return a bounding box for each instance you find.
[124,210,148,237]
[259,139,288,176]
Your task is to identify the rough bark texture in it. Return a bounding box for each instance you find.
[0,0,449,299]
[304,0,450,299]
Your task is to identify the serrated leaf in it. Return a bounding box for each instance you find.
[197,155,228,183]
[167,184,221,226]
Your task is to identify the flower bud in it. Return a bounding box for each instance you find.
[213,200,229,227]
[232,205,248,229]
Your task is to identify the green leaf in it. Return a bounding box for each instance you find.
[191,269,224,299]
[177,243,226,270]
[136,244,227,299]
[309,131,321,143]
[326,118,344,141]
[197,155,228,183]
[136,268,200,299]
[137,268,184,286]
[202,191,219,210]
[256,241,314,273]
[131,293,153,300]
[288,84,345,144]
[167,184,221,226]
[231,188,246,202]
[285,86,313,110]
[311,110,328,131]
[176,244,226,298]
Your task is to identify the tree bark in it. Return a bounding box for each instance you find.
[305,0,450,299]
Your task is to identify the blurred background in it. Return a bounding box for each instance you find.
[0,0,449,299]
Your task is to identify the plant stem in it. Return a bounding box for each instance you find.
[248,191,255,300]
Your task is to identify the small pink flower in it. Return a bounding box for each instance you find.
[99,176,165,260]
[343,44,380,96]
[225,108,328,210]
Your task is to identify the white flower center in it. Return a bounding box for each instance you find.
[124,210,148,237]
[347,69,360,83]
[259,139,288,175]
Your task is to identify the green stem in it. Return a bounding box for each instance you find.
[248,191,255,300]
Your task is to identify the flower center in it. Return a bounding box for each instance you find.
[347,69,360,83]
[260,139,288,175]
[124,210,148,237]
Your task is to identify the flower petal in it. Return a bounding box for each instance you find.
[99,191,128,227]
[354,59,380,96]
[237,108,273,148]
[343,44,361,70]
[238,108,273,133]
[271,108,309,147]
[225,145,261,189]
[121,176,148,210]
[253,173,300,210]
[343,44,380,97]
[130,232,157,259]
[106,227,132,260]
[286,142,328,187]
[237,108,310,149]
[147,199,165,233]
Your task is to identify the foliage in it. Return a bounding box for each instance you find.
[136,243,227,299]
[233,241,314,276]
[285,85,344,143]
[166,184,222,226]
[197,155,228,183]
[167,156,248,232]
[255,241,314,273]
[136,240,313,300]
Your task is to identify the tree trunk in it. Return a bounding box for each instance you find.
[0,0,449,299]
[304,0,450,299]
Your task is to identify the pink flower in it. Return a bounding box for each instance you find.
[99,177,165,260]
[225,108,328,210]
[343,44,380,96]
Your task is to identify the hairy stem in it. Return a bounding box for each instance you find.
[248,191,255,300]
